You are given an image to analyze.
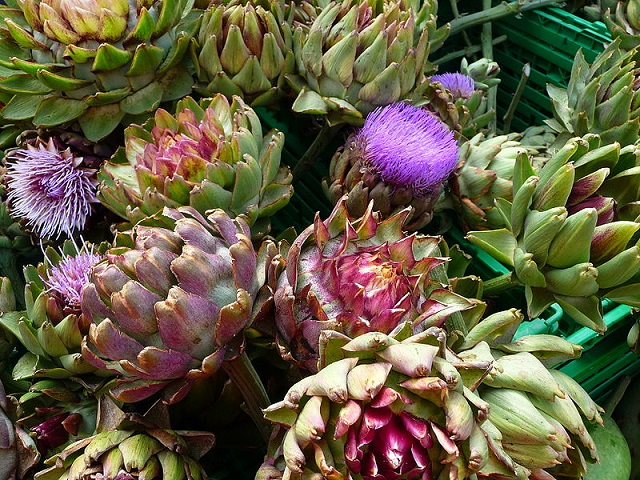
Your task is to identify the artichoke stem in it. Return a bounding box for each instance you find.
[432,35,508,66]
[292,122,344,184]
[0,248,25,309]
[432,246,469,337]
[481,0,497,135]
[481,272,517,297]
[502,63,531,133]
[223,352,272,443]
[448,0,561,36]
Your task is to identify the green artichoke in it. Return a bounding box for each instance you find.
[604,0,640,50]
[81,206,274,404]
[35,397,214,480]
[467,134,640,332]
[260,310,600,479]
[286,0,448,125]
[269,197,476,373]
[98,94,293,239]
[438,132,529,231]
[0,0,200,142]
[190,0,295,106]
[546,39,640,148]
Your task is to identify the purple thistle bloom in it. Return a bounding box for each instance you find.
[430,72,476,99]
[43,250,103,309]
[355,102,458,196]
[6,139,98,239]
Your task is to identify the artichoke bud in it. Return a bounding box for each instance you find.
[514,247,547,288]
[544,262,600,297]
[546,207,598,268]
[596,244,640,288]
[532,163,575,210]
[590,220,640,264]
[522,207,568,265]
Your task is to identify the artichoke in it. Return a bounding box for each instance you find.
[81,206,274,404]
[259,311,601,479]
[324,102,458,231]
[98,94,293,239]
[467,134,640,332]
[0,0,200,142]
[604,0,640,50]
[35,397,215,480]
[546,39,640,148]
[190,0,295,106]
[286,0,448,125]
[0,240,108,379]
[438,132,529,231]
[269,197,477,373]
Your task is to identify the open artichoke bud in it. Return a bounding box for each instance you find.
[259,315,601,479]
[0,0,201,142]
[98,94,293,239]
[324,102,458,231]
[466,134,640,333]
[286,0,448,125]
[191,0,295,106]
[81,206,274,404]
[546,39,640,148]
[270,197,477,373]
[0,240,108,379]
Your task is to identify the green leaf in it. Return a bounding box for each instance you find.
[0,93,44,120]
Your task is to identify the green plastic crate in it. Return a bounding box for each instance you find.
[492,7,612,130]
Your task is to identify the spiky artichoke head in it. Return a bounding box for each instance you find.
[467,134,640,333]
[98,94,293,239]
[270,197,477,372]
[286,0,448,125]
[0,0,200,141]
[190,0,295,106]
[324,102,458,231]
[0,240,108,379]
[546,39,640,148]
[260,310,601,479]
[81,206,274,404]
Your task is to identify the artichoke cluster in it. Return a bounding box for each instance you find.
[0,0,636,478]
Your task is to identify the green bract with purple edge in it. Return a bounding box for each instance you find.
[325,102,458,231]
[80,206,275,404]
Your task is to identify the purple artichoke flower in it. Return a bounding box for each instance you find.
[430,73,476,100]
[5,139,98,239]
[356,102,458,197]
[42,249,103,313]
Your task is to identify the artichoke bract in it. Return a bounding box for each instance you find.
[271,197,476,372]
[0,0,200,142]
[286,0,448,125]
[98,94,293,239]
[191,0,295,106]
[81,207,273,404]
[260,316,601,479]
[467,134,640,333]
[604,0,640,50]
[324,102,458,231]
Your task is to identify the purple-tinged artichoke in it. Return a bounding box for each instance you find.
[430,72,476,100]
[259,314,601,479]
[270,197,476,372]
[467,134,640,332]
[0,0,200,142]
[81,206,274,404]
[191,0,295,106]
[0,240,108,379]
[604,0,640,50]
[98,94,293,239]
[324,102,458,231]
